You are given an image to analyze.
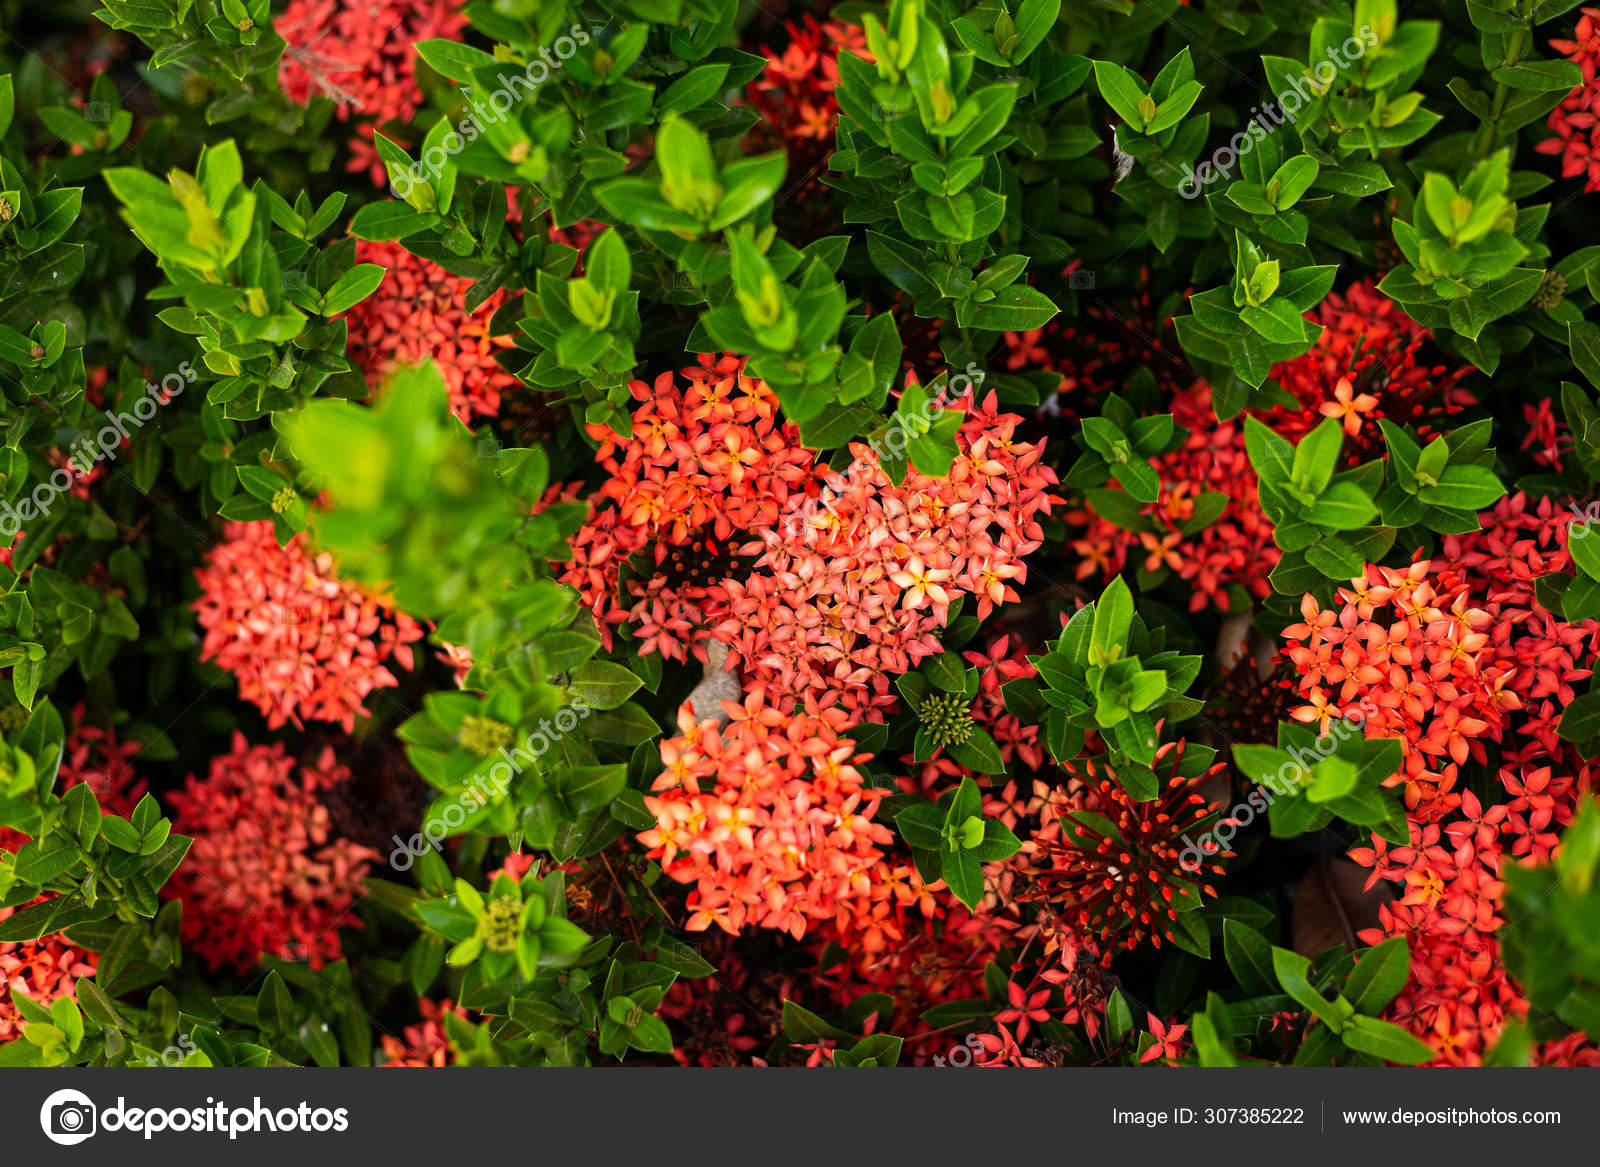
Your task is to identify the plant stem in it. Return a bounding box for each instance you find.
[1473,6,1532,158]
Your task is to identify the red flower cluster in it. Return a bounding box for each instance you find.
[1067,281,1468,613]
[277,0,468,186]
[379,997,464,1067]
[58,707,146,817]
[562,355,816,664]
[745,17,868,147]
[165,734,376,972]
[639,688,895,940]
[344,239,520,425]
[0,902,96,1044]
[1538,7,1600,190]
[1289,495,1600,1062]
[1013,743,1230,955]
[565,356,1059,716]
[1069,380,1278,612]
[807,898,1019,1057]
[1282,562,1501,818]
[1350,812,1523,1065]
[1266,280,1472,451]
[719,390,1058,717]
[1522,397,1573,473]
[192,519,424,731]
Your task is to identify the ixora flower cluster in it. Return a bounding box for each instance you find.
[192,519,424,731]
[639,688,894,939]
[1287,496,1600,1064]
[165,735,376,973]
[277,0,468,185]
[1540,6,1600,191]
[11,0,1600,1080]
[1064,280,1471,613]
[564,353,1059,716]
[343,239,521,425]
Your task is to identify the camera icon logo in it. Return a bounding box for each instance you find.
[40,1088,97,1145]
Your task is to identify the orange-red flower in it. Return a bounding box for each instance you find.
[0,901,96,1045]
[343,239,520,425]
[277,0,468,186]
[639,688,895,940]
[1537,8,1600,191]
[192,519,423,731]
[165,734,376,973]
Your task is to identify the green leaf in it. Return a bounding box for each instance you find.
[967,819,1021,861]
[956,285,1057,331]
[1244,416,1294,485]
[940,847,985,909]
[1106,989,1133,1044]
[1272,946,1343,1032]
[1269,156,1319,209]
[1007,0,1060,62]
[1570,526,1600,582]
[1559,691,1600,743]
[414,39,499,80]
[1305,481,1378,530]
[1572,321,1600,391]
[782,999,848,1042]
[656,63,731,118]
[98,816,142,852]
[1147,80,1203,134]
[1089,576,1133,663]
[945,726,1006,774]
[1223,920,1277,995]
[256,970,294,1035]
[895,802,946,851]
[1416,463,1506,510]
[1340,1014,1435,1064]
[570,660,643,710]
[1241,297,1314,344]
[1093,61,1149,129]
[1305,536,1369,580]
[1110,459,1160,503]
[349,201,438,241]
[1344,937,1410,1015]
[1490,59,1583,92]
[320,264,386,315]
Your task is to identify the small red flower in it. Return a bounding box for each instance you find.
[192,520,423,731]
[1140,1013,1188,1063]
[165,735,377,972]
